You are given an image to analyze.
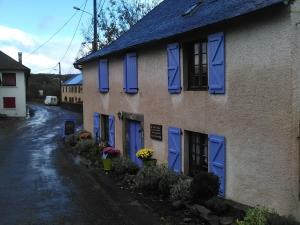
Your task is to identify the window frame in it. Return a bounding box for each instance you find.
[185,40,208,91]
[2,73,17,87]
[3,97,16,109]
[188,131,208,176]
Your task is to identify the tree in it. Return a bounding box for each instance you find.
[80,0,161,56]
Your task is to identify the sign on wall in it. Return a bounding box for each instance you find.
[150,124,163,141]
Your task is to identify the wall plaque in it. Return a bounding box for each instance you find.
[150,124,162,141]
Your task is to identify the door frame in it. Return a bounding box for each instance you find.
[121,111,144,157]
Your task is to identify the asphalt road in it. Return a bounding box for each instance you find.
[0,104,160,225]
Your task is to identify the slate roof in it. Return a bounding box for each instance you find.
[75,0,285,65]
[0,51,30,71]
[63,74,82,86]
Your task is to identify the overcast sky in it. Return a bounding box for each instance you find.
[0,0,102,74]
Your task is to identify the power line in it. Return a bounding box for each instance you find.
[25,1,86,59]
[59,0,89,64]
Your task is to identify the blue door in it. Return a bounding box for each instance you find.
[126,120,143,166]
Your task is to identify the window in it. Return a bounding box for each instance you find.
[78,97,81,102]
[188,131,208,176]
[101,115,109,144]
[75,86,77,93]
[187,41,208,90]
[64,96,67,102]
[2,73,16,86]
[69,97,71,102]
[3,97,16,108]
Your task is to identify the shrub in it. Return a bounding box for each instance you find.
[134,165,167,192]
[112,157,139,175]
[74,139,95,154]
[236,207,269,225]
[170,178,192,202]
[267,213,300,225]
[157,167,179,197]
[190,171,219,202]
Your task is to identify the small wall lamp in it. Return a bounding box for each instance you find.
[117,112,123,120]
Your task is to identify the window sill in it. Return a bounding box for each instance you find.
[185,88,208,91]
[0,86,17,88]
[3,108,16,110]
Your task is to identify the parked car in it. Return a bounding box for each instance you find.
[44,96,58,105]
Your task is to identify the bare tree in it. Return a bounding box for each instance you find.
[80,0,161,56]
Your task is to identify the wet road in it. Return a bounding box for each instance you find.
[0,104,160,225]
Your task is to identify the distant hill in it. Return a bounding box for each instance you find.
[27,73,78,100]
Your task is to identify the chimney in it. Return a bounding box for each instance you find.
[18,52,22,64]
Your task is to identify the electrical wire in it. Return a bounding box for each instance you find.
[25,1,87,59]
[58,0,89,64]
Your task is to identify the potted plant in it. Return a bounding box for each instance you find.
[102,146,120,172]
[136,148,157,166]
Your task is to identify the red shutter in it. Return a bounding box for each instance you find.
[3,97,16,108]
[2,73,16,86]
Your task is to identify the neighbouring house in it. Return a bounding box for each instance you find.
[61,74,83,104]
[0,51,30,117]
[74,0,300,218]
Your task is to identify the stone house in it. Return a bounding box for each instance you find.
[75,0,300,218]
[0,51,30,117]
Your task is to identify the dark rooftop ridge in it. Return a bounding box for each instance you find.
[75,0,286,66]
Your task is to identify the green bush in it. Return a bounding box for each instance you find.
[190,171,219,202]
[170,178,192,202]
[236,207,269,225]
[267,213,300,225]
[134,165,167,192]
[74,139,95,155]
[157,166,179,197]
[112,157,139,175]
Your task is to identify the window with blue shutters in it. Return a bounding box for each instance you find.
[108,115,115,147]
[99,59,109,93]
[168,127,181,173]
[208,134,226,197]
[167,43,181,93]
[208,32,225,94]
[123,53,138,93]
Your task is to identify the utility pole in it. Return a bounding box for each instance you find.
[93,0,98,52]
[58,62,62,103]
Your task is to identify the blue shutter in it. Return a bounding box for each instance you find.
[168,127,181,172]
[167,43,181,94]
[124,53,138,93]
[99,59,109,93]
[209,134,226,197]
[208,32,225,94]
[93,112,100,142]
[108,115,115,147]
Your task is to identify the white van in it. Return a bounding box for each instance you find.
[44,96,58,105]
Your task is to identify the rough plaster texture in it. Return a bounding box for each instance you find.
[0,71,26,117]
[82,7,300,216]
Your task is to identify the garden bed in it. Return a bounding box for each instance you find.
[63,132,300,225]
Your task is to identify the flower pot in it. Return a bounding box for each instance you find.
[102,158,112,171]
[142,158,157,167]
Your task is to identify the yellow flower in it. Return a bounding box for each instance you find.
[136,148,154,160]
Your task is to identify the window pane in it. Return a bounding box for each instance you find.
[194,43,200,54]
[194,55,199,65]
[202,42,207,54]
[202,54,207,64]
[194,65,200,75]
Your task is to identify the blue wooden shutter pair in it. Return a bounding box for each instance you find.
[108,115,115,147]
[209,134,226,197]
[99,59,109,93]
[93,112,100,142]
[208,32,225,94]
[123,53,138,93]
[168,127,181,172]
[167,43,181,94]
